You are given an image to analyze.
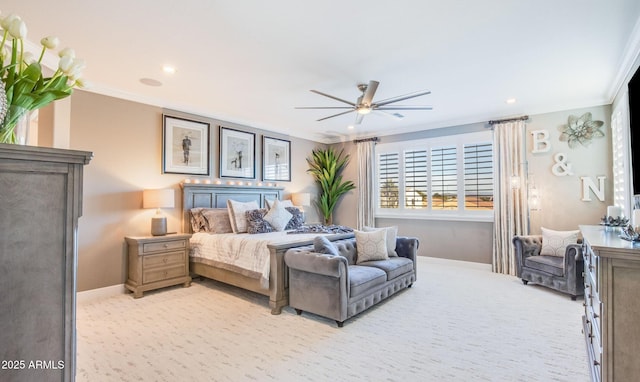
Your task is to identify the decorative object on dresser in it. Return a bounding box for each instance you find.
[0,144,92,382]
[580,225,640,382]
[143,188,175,236]
[512,228,584,300]
[125,234,192,298]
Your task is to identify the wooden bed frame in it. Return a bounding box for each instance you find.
[181,183,352,314]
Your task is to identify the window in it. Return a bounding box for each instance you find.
[376,131,493,221]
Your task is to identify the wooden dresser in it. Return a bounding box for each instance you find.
[580,225,640,382]
[125,234,192,298]
[0,144,92,382]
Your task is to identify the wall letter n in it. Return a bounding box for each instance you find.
[581,176,606,202]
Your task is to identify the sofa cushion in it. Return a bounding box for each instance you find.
[348,265,387,297]
[541,227,579,257]
[360,257,414,281]
[354,229,388,264]
[363,226,398,257]
[524,255,564,277]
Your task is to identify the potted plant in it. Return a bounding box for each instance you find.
[306,147,355,225]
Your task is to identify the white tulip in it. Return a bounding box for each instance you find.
[8,17,26,39]
[67,58,86,78]
[1,14,19,30]
[22,51,35,64]
[58,47,75,59]
[41,36,59,50]
[74,78,89,88]
[58,54,73,73]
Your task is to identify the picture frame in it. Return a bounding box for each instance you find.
[219,126,256,179]
[162,115,210,175]
[262,136,291,181]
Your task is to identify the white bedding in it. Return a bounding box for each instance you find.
[189,231,322,287]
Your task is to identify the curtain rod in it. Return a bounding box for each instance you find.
[488,115,529,125]
[353,137,380,143]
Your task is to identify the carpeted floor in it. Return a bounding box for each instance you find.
[76,257,589,382]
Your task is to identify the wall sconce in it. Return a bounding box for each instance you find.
[143,188,175,236]
[510,174,521,189]
[528,184,541,211]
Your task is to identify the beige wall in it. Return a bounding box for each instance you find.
[70,91,324,291]
[332,105,612,264]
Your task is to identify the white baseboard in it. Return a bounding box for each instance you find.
[77,284,126,304]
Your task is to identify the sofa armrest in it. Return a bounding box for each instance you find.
[284,249,348,278]
[512,235,542,277]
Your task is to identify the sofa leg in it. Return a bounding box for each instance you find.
[522,279,528,285]
[336,321,344,328]
[571,295,577,301]
[295,309,303,315]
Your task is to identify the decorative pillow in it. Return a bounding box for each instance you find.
[284,207,304,230]
[227,199,259,233]
[201,208,233,234]
[246,208,273,234]
[265,199,294,210]
[264,199,293,231]
[313,236,339,256]
[541,227,580,257]
[354,229,388,264]
[189,208,205,232]
[363,226,398,257]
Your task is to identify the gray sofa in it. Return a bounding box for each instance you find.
[284,236,418,327]
[513,235,584,300]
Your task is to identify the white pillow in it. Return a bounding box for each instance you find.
[227,199,259,233]
[354,229,388,264]
[363,226,398,257]
[265,198,293,210]
[263,199,293,231]
[540,227,580,257]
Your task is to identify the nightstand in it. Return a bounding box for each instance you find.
[125,233,192,298]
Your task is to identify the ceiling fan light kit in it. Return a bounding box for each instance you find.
[296,80,432,124]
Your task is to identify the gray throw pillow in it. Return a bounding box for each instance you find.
[313,236,339,256]
[246,209,273,234]
[285,207,304,230]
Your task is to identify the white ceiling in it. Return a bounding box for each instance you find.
[4,1,640,143]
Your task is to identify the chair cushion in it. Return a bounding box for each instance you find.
[348,265,387,297]
[359,257,414,280]
[524,255,564,277]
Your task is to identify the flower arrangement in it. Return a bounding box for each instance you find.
[0,12,86,143]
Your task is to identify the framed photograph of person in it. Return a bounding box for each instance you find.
[262,136,291,181]
[219,126,256,179]
[162,115,210,175]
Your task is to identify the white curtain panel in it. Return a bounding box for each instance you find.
[492,121,528,275]
[356,140,376,229]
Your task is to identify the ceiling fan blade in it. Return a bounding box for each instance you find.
[375,110,405,120]
[310,90,356,106]
[361,80,379,106]
[376,106,433,110]
[317,109,355,122]
[374,90,431,107]
[295,106,354,109]
[355,113,365,125]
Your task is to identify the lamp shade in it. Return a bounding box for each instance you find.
[143,189,175,209]
[291,192,311,207]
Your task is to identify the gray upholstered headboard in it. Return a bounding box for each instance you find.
[180,183,283,233]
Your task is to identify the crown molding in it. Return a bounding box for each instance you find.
[608,15,640,103]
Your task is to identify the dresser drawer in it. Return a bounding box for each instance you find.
[143,239,187,253]
[143,264,187,284]
[143,251,185,268]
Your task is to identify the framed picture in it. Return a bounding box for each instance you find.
[262,136,291,181]
[220,126,255,178]
[162,115,210,175]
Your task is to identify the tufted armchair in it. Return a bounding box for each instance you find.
[512,235,584,300]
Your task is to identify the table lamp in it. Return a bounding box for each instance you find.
[143,189,175,236]
[291,192,311,209]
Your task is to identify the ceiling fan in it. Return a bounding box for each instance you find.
[296,80,432,124]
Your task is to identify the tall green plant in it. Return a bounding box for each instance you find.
[306,147,356,225]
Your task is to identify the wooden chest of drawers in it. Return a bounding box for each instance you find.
[125,234,192,298]
[580,225,640,382]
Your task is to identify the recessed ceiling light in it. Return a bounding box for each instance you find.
[140,78,162,87]
[347,125,355,130]
[506,98,517,104]
[162,65,176,74]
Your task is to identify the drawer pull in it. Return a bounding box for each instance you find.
[164,244,169,248]
[594,360,600,366]
[593,313,599,319]
[163,258,168,263]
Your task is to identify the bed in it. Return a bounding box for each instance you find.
[181,182,353,314]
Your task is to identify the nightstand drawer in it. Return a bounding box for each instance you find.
[143,264,187,284]
[143,251,185,268]
[143,239,187,253]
